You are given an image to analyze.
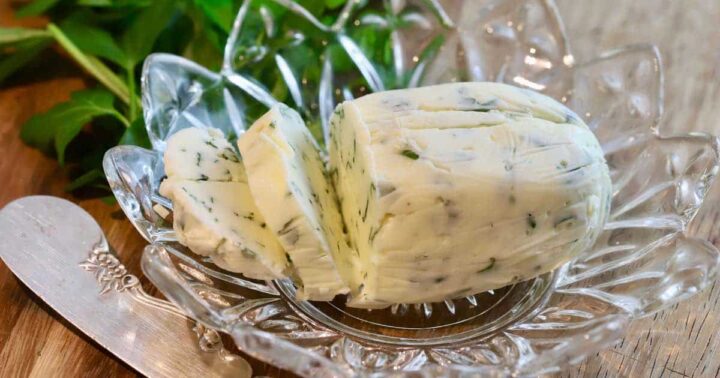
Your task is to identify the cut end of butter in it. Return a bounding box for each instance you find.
[239,104,357,301]
[161,128,289,281]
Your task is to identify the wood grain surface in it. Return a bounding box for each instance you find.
[1,1,719,377]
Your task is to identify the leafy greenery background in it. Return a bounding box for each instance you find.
[1,0,374,196]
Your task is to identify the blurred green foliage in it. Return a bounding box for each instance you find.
[0,0,443,194]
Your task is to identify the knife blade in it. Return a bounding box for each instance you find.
[0,196,251,378]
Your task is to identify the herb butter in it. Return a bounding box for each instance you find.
[328,82,611,308]
[238,104,357,300]
[161,128,289,280]
[163,127,245,182]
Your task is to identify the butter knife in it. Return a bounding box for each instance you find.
[0,196,251,378]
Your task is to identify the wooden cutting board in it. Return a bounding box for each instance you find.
[1,1,719,377]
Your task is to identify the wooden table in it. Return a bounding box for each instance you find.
[1,1,719,376]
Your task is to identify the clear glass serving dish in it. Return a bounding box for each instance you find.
[103,0,720,376]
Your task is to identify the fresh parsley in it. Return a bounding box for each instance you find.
[4,0,233,193]
[3,0,449,194]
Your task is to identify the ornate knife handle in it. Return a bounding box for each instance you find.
[80,240,232,356]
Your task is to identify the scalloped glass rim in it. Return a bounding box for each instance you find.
[103,0,720,376]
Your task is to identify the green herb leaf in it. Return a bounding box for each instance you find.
[59,19,129,67]
[327,43,353,72]
[101,195,117,205]
[153,12,194,54]
[0,39,52,83]
[325,0,346,9]
[75,0,113,6]
[120,0,176,65]
[16,0,61,17]
[400,149,419,160]
[55,90,128,166]
[182,19,225,70]
[298,0,327,17]
[478,257,496,273]
[0,27,51,46]
[47,23,132,104]
[64,169,105,192]
[418,0,454,28]
[118,117,151,148]
[21,88,128,166]
[76,0,152,6]
[527,213,537,229]
[194,0,235,33]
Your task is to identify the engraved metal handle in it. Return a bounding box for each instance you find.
[80,240,236,355]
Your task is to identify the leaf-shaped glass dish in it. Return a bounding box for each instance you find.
[104,0,720,376]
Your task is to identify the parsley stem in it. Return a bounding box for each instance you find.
[0,28,51,44]
[127,66,139,121]
[111,110,131,128]
[46,23,131,105]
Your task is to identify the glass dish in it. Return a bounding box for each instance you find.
[103,0,720,376]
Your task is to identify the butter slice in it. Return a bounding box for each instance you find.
[238,104,356,300]
[163,127,245,182]
[161,128,289,280]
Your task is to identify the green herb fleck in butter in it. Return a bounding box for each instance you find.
[329,82,610,308]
